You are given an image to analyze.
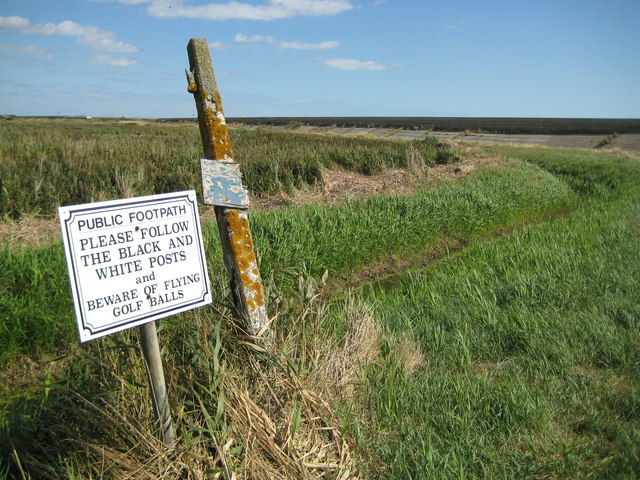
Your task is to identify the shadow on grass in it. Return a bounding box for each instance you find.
[0,338,162,479]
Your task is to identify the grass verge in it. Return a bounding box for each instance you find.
[0,159,573,364]
[328,147,640,478]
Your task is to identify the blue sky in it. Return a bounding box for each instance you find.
[1,0,638,118]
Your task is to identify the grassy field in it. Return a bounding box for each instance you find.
[0,118,455,219]
[0,119,638,479]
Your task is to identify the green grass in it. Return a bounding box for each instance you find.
[0,244,73,358]
[329,147,640,478]
[484,145,639,195]
[0,122,638,478]
[252,161,573,286]
[0,159,573,365]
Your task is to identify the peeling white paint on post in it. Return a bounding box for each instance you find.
[201,159,249,209]
[223,208,268,334]
[187,38,268,335]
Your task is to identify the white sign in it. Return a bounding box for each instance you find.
[59,191,212,342]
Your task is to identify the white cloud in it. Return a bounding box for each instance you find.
[233,33,339,51]
[0,16,30,31]
[86,0,151,4]
[0,43,53,59]
[234,33,274,43]
[210,41,231,50]
[208,40,252,50]
[91,54,138,66]
[318,57,396,71]
[280,40,338,50]
[147,0,353,21]
[25,20,139,53]
[0,16,139,53]
[444,20,467,32]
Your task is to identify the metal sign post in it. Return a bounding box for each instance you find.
[59,191,212,446]
[140,321,175,446]
[186,38,268,336]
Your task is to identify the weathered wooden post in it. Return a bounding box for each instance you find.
[186,38,268,336]
[140,321,175,446]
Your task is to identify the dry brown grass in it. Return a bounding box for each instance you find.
[392,335,425,375]
[319,297,381,398]
[204,294,386,479]
[0,215,61,248]
[223,371,355,480]
[5,321,361,479]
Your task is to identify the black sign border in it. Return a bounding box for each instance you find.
[60,191,211,342]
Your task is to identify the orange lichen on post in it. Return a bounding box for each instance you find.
[188,37,268,335]
[200,90,234,161]
[185,71,198,93]
[187,39,235,162]
[226,209,266,320]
